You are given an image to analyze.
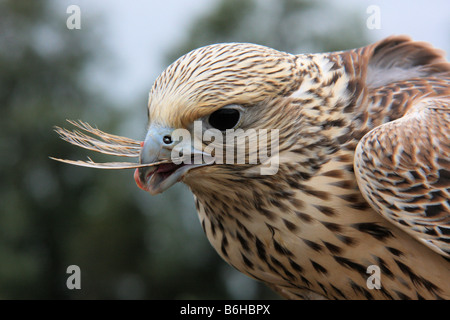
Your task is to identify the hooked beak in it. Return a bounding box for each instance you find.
[134,125,208,195]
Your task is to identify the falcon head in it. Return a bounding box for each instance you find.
[134,43,309,195]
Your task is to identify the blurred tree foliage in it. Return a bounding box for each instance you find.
[167,0,368,62]
[0,0,368,299]
[0,0,146,299]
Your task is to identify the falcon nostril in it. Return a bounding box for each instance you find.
[163,135,173,145]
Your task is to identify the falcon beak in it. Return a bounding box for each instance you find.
[134,125,207,195]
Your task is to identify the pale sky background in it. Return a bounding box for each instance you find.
[53,0,449,107]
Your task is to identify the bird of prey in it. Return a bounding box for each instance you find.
[53,35,450,300]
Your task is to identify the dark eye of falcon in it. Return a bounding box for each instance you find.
[208,107,241,131]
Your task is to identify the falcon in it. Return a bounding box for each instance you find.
[53,35,450,299]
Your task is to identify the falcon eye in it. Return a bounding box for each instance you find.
[208,107,241,131]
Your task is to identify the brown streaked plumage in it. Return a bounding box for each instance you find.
[53,35,450,299]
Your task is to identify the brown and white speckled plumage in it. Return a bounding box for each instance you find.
[54,36,450,299]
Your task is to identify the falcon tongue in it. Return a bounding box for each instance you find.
[156,163,182,174]
[134,162,190,195]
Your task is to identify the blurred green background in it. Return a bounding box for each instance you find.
[0,0,447,299]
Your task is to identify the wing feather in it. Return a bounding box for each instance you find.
[355,98,450,257]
